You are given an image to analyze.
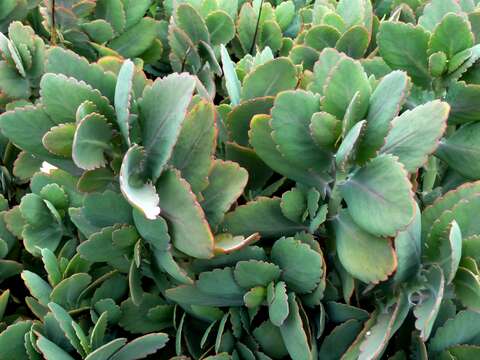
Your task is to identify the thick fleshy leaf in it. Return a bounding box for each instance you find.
[445,81,480,124]
[418,0,464,32]
[437,122,480,180]
[357,71,410,163]
[42,123,75,157]
[72,113,112,170]
[378,22,431,88]
[40,73,115,123]
[201,160,248,229]
[240,58,297,101]
[336,0,373,31]
[305,25,341,52]
[380,100,449,173]
[454,266,480,311]
[392,202,422,285]
[46,47,116,102]
[221,197,307,238]
[250,114,331,189]
[110,333,169,360]
[414,265,445,341]
[132,208,170,251]
[333,210,397,284]
[234,260,280,289]
[321,57,371,122]
[429,13,474,58]
[252,320,289,358]
[336,25,369,59]
[109,18,157,58]
[267,281,289,326]
[120,145,160,220]
[340,154,415,236]
[36,334,75,360]
[220,44,241,106]
[206,10,235,46]
[429,310,480,353]
[319,320,363,360]
[279,294,311,360]
[170,100,216,194]
[0,321,32,359]
[271,90,332,172]
[114,59,135,145]
[358,293,410,360]
[226,97,274,147]
[0,106,77,171]
[271,236,323,293]
[139,73,196,180]
[156,168,214,259]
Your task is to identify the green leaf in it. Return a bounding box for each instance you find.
[271,236,323,293]
[279,294,311,360]
[13,151,42,181]
[234,260,280,288]
[429,14,473,58]
[336,120,366,171]
[109,17,157,58]
[340,154,415,236]
[429,310,480,353]
[201,160,248,228]
[50,273,92,309]
[139,73,196,180]
[83,190,132,228]
[114,59,134,145]
[333,210,397,284]
[414,265,445,341]
[336,0,373,31]
[46,47,116,102]
[437,122,480,180]
[357,70,410,163]
[122,0,151,29]
[0,106,76,171]
[271,90,331,172]
[220,44,241,106]
[305,25,341,52]
[36,334,75,360]
[170,100,216,194]
[454,266,480,311]
[280,188,307,223]
[176,4,210,44]
[241,58,297,101]
[132,208,170,251]
[153,250,193,285]
[253,320,288,358]
[72,113,112,170]
[206,10,235,46]
[267,281,289,327]
[40,73,115,123]
[319,320,363,360]
[77,168,114,193]
[110,333,169,360]
[445,81,480,124]
[336,26,369,60]
[380,100,449,173]
[156,168,214,259]
[0,321,31,359]
[42,123,75,158]
[222,197,307,237]
[392,202,422,285]
[120,145,160,220]
[0,61,30,99]
[378,22,431,88]
[321,57,371,122]
[48,302,85,356]
[226,96,274,147]
[418,0,464,32]
[85,338,127,360]
[358,293,410,360]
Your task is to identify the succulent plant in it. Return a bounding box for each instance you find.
[2,1,480,359]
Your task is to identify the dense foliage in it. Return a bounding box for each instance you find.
[1,0,480,359]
